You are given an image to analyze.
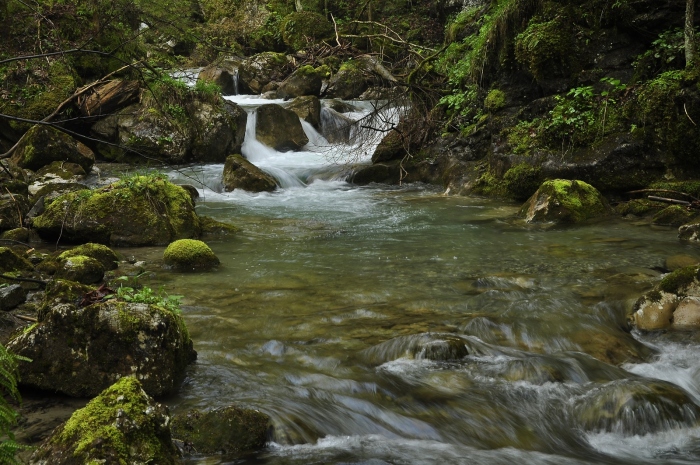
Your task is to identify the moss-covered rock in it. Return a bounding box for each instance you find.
[651,205,696,227]
[519,179,612,224]
[502,163,543,201]
[0,227,34,243]
[278,65,323,98]
[632,290,677,331]
[286,95,321,129]
[31,174,201,246]
[222,154,277,193]
[0,192,29,233]
[59,243,120,271]
[631,266,700,331]
[30,377,179,464]
[55,255,105,285]
[170,405,271,456]
[238,52,289,94]
[0,246,33,273]
[9,299,197,397]
[199,217,239,237]
[256,104,309,151]
[38,279,93,321]
[11,125,95,172]
[325,60,369,100]
[164,239,220,272]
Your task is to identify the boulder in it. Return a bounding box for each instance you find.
[58,243,120,271]
[170,406,271,456]
[574,379,700,436]
[679,222,700,241]
[0,284,27,311]
[519,179,612,224]
[320,107,354,143]
[325,99,358,114]
[91,99,247,164]
[163,239,220,272]
[350,162,401,185]
[198,65,237,95]
[30,377,179,465]
[672,296,700,327]
[278,65,323,98]
[286,96,321,129]
[0,227,35,243]
[76,79,141,116]
[256,104,309,151]
[325,61,369,100]
[222,154,277,193]
[652,205,696,226]
[238,52,289,95]
[632,291,677,331]
[372,129,405,163]
[55,255,105,284]
[9,298,196,397]
[0,247,33,273]
[11,125,95,172]
[31,175,201,246]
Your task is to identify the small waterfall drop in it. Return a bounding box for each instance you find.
[232,68,240,96]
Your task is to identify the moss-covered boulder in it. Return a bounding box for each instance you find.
[574,379,700,436]
[278,65,323,98]
[171,405,271,456]
[55,255,105,285]
[519,179,612,224]
[325,61,370,100]
[11,125,95,172]
[652,205,696,227]
[58,243,120,271]
[256,104,309,151]
[0,246,33,273]
[38,279,93,321]
[238,52,289,95]
[31,174,201,246]
[280,11,333,51]
[631,266,700,330]
[29,377,179,464]
[164,239,220,271]
[286,95,321,129]
[222,154,277,193]
[8,298,197,397]
[0,191,30,233]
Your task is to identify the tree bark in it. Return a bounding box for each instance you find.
[687,0,696,68]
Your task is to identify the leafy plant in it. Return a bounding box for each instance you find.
[106,276,183,314]
[0,343,29,464]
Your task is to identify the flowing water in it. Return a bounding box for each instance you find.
[139,95,700,464]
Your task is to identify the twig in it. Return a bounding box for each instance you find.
[0,274,48,287]
[14,315,38,323]
[331,13,341,48]
[627,188,700,202]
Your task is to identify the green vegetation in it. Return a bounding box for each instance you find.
[0,343,27,464]
[108,279,183,315]
[659,266,699,294]
[163,238,220,271]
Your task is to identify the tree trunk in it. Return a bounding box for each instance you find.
[687,0,696,67]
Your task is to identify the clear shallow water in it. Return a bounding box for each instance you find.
[138,96,700,464]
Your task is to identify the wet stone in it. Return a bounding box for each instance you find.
[0,284,27,311]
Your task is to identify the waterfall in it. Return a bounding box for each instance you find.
[225,95,403,189]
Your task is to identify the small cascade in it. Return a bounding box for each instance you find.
[232,68,240,96]
[225,94,403,189]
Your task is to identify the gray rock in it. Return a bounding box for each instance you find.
[287,96,321,129]
[222,154,277,192]
[256,104,309,151]
[278,66,322,98]
[0,284,27,311]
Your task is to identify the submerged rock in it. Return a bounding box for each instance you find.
[164,239,220,272]
[11,125,95,172]
[519,179,612,224]
[256,104,309,151]
[31,175,200,246]
[30,377,179,464]
[575,379,700,436]
[222,154,277,193]
[170,405,271,456]
[9,298,196,397]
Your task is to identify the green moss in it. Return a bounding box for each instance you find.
[659,266,699,294]
[199,216,239,236]
[616,199,661,217]
[0,247,33,273]
[651,205,696,227]
[525,179,610,223]
[52,377,176,464]
[484,89,506,112]
[163,239,219,271]
[59,243,119,271]
[515,16,572,82]
[646,290,662,303]
[503,163,543,200]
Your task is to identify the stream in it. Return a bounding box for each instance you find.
[125,94,700,464]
